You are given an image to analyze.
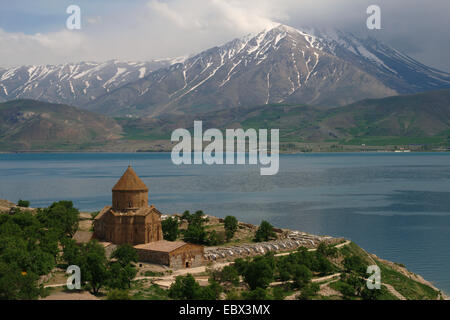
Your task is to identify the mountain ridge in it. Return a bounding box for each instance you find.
[1,24,449,117]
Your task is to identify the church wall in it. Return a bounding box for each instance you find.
[112,190,148,211]
[135,248,170,265]
[169,244,204,269]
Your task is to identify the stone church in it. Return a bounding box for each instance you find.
[93,166,163,245]
[93,166,204,268]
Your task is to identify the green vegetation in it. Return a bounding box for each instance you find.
[0,201,80,299]
[375,260,439,300]
[17,200,30,208]
[161,217,180,241]
[224,216,238,241]
[168,274,221,300]
[254,220,276,242]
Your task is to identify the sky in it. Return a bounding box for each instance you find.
[0,0,449,72]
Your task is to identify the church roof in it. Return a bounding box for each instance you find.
[134,240,189,253]
[112,166,148,191]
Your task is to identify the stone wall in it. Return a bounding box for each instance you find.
[94,210,163,245]
[136,248,170,265]
[112,190,148,211]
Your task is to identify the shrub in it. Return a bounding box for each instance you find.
[17,200,30,208]
[107,289,131,300]
[162,217,179,241]
[254,221,276,242]
[224,216,238,241]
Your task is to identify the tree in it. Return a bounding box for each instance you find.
[242,256,274,290]
[343,255,367,276]
[162,217,179,241]
[316,242,337,258]
[292,265,312,288]
[0,261,42,300]
[108,262,137,290]
[79,240,110,295]
[109,244,138,290]
[233,258,248,275]
[62,238,81,266]
[37,201,79,237]
[242,288,269,300]
[224,216,238,241]
[17,200,30,208]
[111,244,138,267]
[254,220,276,242]
[298,282,320,300]
[214,265,239,286]
[168,274,203,300]
[184,222,207,244]
[200,280,222,300]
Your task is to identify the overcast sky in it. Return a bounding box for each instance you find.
[0,0,449,71]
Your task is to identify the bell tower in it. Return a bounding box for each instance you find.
[112,166,149,211]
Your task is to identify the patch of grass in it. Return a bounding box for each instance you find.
[376,260,439,300]
[131,282,169,300]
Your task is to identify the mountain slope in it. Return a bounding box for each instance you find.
[0,58,185,108]
[1,24,449,117]
[90,24,450,116]
[117,89,450,146]
[0,100,122,151]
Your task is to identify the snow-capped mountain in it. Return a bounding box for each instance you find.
[1,24,450,116]
[0,58,186,107]
[89,24,450,116]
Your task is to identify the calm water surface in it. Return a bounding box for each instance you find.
[0,152,449,294]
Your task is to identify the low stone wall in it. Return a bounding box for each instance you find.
[204,232,334,262]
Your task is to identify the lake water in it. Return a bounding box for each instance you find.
[0,152,449,294]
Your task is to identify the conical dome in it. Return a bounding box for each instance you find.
[112,166,148,192]
[112,166,149,211]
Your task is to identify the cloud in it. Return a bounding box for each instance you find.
[0,0,449,72]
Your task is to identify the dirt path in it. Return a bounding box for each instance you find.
[275,240,351,257]
[382,283,406,300]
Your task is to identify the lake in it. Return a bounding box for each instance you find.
[0,152,449,294]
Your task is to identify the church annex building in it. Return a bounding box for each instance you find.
[93,166,204,269]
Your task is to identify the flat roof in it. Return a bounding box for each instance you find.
[134,240,188,253]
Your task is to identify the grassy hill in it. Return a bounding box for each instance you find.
[0,89,449,152]
[118,89,450,150]
[0,100,122,151]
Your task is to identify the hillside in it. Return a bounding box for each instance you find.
[0,100,122,151]
[118,89,450,149]
[0,89,448,152]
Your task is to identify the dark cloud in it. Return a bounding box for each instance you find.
[0,0,449,71]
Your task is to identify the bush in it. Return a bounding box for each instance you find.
[292,265,312,288]
[162,217,179,241]
[206,230,225,246]
[241,288,269,300]
[216,265,240,286]
[107,289,131,300]
[17,200,30,208]
[224,216,238,241]
[343,255,367,276]
[242,256,274,290]
[298,282,320,300]
[254,221,276,242]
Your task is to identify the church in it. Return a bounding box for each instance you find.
[93,165,163,245]
[93,166,204,269]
